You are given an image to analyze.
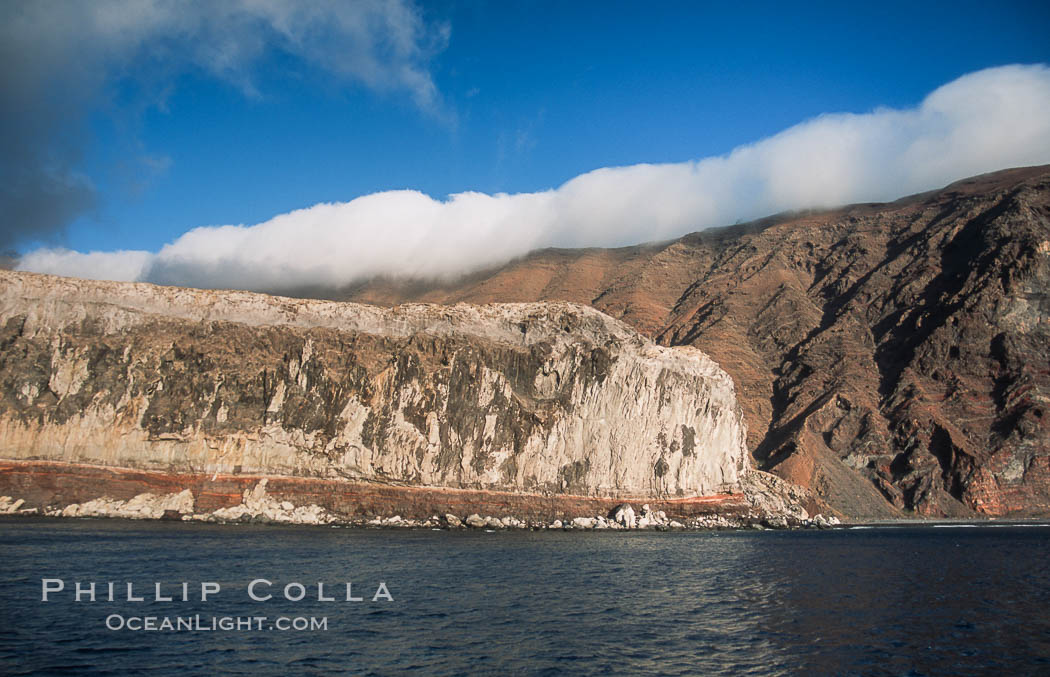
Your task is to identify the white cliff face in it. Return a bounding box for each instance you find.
[0,270,748,498]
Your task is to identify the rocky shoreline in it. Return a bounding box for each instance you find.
[0,478,840,531]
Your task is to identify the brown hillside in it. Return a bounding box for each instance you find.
[337,166,1050,518]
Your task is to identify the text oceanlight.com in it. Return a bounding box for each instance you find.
[105,615,329,632]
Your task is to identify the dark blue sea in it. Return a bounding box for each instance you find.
[1,517,1049,676]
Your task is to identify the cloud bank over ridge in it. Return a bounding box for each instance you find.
[19,64,1050,292]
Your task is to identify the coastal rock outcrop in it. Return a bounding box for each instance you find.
[58,489,194,520]
[610,503,635,528]
[205,479,335,525]
[0,496,27,513]
[2,487,832,530]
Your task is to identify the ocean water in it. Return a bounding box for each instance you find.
[1,518,1048,676]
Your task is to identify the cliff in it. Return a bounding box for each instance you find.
[337,166,1050,518]
[0,270,775,522]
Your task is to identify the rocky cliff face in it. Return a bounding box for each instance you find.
[339,166,1050,518]
[0,270,749,503]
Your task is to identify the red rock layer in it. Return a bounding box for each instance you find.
[0,460,747,522]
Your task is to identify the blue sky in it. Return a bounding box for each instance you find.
[5,1,1050,289]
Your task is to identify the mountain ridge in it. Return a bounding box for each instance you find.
[334,165,1050,517]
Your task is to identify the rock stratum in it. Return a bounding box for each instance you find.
[0,270,800,524]
[338,166,1050,519]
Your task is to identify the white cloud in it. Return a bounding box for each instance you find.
[0,0,447,248]
[7,0,447,107]
[17,249,153,283]
[18,64,1050,292]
